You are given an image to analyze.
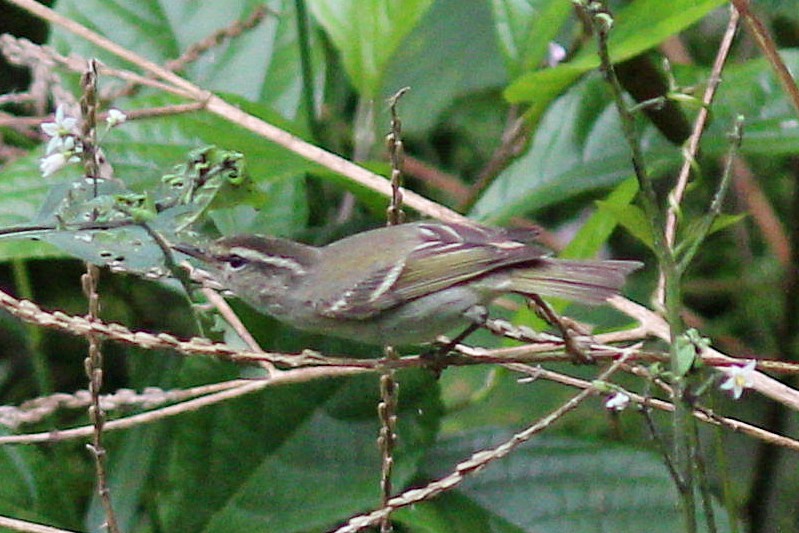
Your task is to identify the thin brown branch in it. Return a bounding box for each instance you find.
[663,6,739,251]
[0,367,369,446]
[81,265,119,533]
[459,106,527,211]
[378,89,412,533]
[732,156,791,266]
[402,155,470,204]
[0,380,251,429]
[79,60,120,533]
[509,364,799,452]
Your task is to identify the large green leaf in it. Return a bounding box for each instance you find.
[381,0,507,135]
[403,429,731,533]
[52,0,319,119]
[471,74,676,223]
[0,436,80,529]
[472,47,799,223]
[152,363,440,532]
[307,0,434,99]
[504,0,726,119]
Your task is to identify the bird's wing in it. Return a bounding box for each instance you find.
[315,222,547,319]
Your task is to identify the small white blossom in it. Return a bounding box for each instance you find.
[605,392,630,412]
[41,105,78,139]
[40,152,70,177]
[39,135,82,177]
[45,134,68,156]
[547,42,567,67]
[719,360,757,400]
[106,108,127,127]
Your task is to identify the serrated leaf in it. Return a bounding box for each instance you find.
[0,94,317,264]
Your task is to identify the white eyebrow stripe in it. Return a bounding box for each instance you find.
[229,247,306,275]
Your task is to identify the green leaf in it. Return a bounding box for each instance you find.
[0,435,80,528]
[561,177,640,260]
[52,0,320,118]
[470,75,676,223]
[395,489,524,532]
[595,200,656,252]
[155,365,440,532]
[672,329,708,377]
[490,0,572,77]
[413,429,732,533]
[504,0,726,112]
[0,94,317,264]
[707,212,747,235]
[308,0,434,98]
[676,212,747,261]
[0,152,76,260]
[382,0,507,134]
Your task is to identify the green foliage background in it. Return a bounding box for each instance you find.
[0,0,797,532]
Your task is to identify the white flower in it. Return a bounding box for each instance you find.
[45,134,68,156]
[106,108,127,127]
[41,105,78,139]
[39,135,82,177]
[719,360,757,400]
[40,152,70,177]
[547,42,567,67]
[605,392,630,412]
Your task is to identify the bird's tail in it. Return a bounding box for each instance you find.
[506,259,642,304]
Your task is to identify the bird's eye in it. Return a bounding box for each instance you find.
[226,254,248,270]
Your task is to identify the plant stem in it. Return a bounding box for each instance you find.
[578,2,696,530]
